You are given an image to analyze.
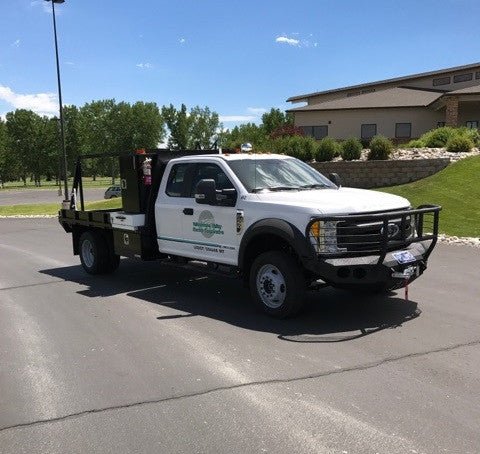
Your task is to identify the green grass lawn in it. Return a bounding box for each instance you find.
[0,177,114,191]
[378,156,480,237]
[0,198,122,216]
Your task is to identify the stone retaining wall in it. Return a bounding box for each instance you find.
[310,158,450,188]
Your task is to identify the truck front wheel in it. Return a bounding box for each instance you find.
[249,251,306,318]
[79,231,119,275]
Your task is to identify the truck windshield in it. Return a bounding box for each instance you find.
[227,158,336,193]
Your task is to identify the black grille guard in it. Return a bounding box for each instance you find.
[306,205,441,264]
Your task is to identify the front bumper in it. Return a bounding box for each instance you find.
[303,240,431,289]
[303,205,441,289]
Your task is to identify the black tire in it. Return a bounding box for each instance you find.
[249,251,306,318]
[79,230,120,275]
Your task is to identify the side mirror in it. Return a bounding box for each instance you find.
[328,172,342,187]
[216,188,237,207]
[195,179,217,205]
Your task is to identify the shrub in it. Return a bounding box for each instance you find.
[422,127,456,148]
[272,136,317,161]
[341,137,362,161]
[367,135,393,160]
[406,139,425,148]
[446,135,474,153]
[460,127,480,147]
[315,137,339,162]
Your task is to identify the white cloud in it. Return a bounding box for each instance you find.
[0,85,58,116]
[275,34,318,48]
[11,39,21,48]
[136,62,153,69]
[247,107,267,115]
[275,36,300,47]
[219,115,256,123]
[179,38,186,44]
[65,61,75,66]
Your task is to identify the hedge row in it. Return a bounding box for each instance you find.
[257,135,392,162]
[406,126,479,152]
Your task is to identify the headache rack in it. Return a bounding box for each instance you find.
[306,205,441,261]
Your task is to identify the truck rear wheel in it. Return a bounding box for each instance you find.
[79,231,119,275]
[249,251,305,318]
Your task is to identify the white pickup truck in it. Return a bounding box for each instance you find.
[59,149,441,317]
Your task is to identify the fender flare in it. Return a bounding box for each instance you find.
[238,218,313,270]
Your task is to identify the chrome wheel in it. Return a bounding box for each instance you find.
[81,238,95,268]
[256,264,287,309]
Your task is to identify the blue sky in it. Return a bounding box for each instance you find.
[1,0,479,126]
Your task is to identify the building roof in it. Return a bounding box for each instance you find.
[447,84,480,95]
[287,87,443,112]
[286,62,480,102]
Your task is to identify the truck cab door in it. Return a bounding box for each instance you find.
[156,162,196,257]
[181,163,239,265]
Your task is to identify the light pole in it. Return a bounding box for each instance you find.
[45,0,68,202]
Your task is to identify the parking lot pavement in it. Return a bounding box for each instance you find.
[0,188,106,206]
[0,218,479,453]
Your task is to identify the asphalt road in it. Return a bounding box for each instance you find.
[0,188,106,206]
[0,218,479,454]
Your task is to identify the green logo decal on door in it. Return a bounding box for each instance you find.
[193,210,224,238]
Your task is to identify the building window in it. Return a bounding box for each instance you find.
[300,126,313,136]
[395,123,412,139]
[453,73,473,83]
[437,122,446,128]
[476,71,480,80]
[313,125,328,139]
[466,121,479,129]
[433,76,450,86]
[361,124,377,139]
[301,125,328,139]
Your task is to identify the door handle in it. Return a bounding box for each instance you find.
[183,208,194,215]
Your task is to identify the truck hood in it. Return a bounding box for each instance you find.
[253,187,410,214]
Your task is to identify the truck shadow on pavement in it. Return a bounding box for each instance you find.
[41,259,421,344]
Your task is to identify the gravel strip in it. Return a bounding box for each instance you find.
[437,234,480,248]
[332,147,480,162]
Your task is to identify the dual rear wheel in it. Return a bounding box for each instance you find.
[79,231,120,275]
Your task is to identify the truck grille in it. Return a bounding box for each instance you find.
[337,216,413,252]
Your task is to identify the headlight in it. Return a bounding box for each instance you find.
[309,220,345,253]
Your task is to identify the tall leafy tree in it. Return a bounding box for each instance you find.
[261,108,293,135]
[5,109,43,186]
[0,119,9,187]
[190,106,220,149]
[130,101,164,149]
[161,103,193,150]
[63,105,82,171]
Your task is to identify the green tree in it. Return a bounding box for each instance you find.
[63,105,82,172]
[5,109,43,186]
[161,104,219,150]
[190,106,220,149]
[78,99,117,180]
[261,108,293,135]
[161,103,194,149]
[130,101,164,149]
[0,119,9,187]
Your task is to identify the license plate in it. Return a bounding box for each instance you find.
[392,250,416,264]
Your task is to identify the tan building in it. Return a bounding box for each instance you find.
[286,63,480,141]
